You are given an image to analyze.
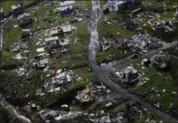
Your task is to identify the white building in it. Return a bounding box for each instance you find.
[60,24,76,33]
[11,3,21,11]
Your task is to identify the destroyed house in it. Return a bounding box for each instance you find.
[151,54,169,70]
[11,3,22,15]
[155,21,175,33]
[21,29,32,41]
[17,13,33,27]
[164,25,174,32]
[45,36,59,48]
[49,28,63,36]
[107,0,135,12]
[33,58,49,69]
[59,24,76,33]
[11,3,22,12]
[59,38,70,47]
[57,0,75,15]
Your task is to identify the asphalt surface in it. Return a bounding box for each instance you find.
[88,0,178,122]
[108,41,177,71]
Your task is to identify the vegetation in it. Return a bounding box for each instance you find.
[98,20,134,38]
[0,0,33,14]
[142,0,177,9]
[1,1,178,122]
[3,20,21,50]
[76,0,91,9]
[0,106,24,123]
[29,4,64,30]
[133,60,178,111]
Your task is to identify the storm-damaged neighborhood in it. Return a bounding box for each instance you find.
[0,0,178,123]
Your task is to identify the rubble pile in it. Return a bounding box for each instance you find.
[15,67,27,76]
[89,83,111,97]
[136,11,156,19]
[151,53,169,70]
[33,58,49,69]
[115,66,144,85]
[37,68,73,94]
[104,0,135,12]
[84,112,128,123]
[154,20,177,33]
[99,35,128,52]
[43,24,76,54]
[100,36,111,51]
[75,87,93,103]
[39,109,82,123]
[11,42,29,60]
[127,35,161,51]
[21,29,32,41]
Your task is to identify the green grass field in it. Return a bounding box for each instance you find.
[3,20,21,50]
[98,20,134,38]
[76,0,91,9]
[142,0,177,8]
[29,4,64,30]
[71,21,89,54]
[134,61,178,111]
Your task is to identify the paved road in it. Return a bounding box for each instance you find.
[88,0,178,122]
[108,41,177,71]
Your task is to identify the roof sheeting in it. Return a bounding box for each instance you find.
[60,24,76,33]
[57,5,73,11]
[60,1,75,7]
[45,36,59,42]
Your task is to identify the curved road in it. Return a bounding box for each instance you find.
[88,0,178,122]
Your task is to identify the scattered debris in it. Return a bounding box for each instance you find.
[115,66,143,85]
[75,88,93,103]
[17,13,33,27]
[151,53,169,70]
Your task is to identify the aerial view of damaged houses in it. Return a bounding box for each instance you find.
[0,0,178,123]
